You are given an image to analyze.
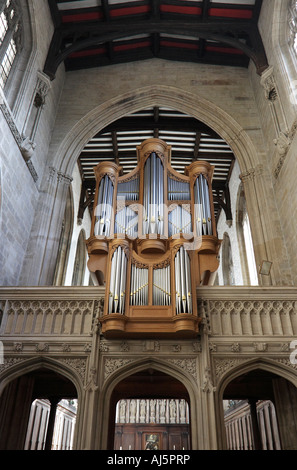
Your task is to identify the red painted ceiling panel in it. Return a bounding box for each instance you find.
[208,8,253,19]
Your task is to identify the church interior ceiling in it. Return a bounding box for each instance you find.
[46,0,267,77]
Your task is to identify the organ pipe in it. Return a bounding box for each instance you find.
[115,206,138,238]
[168,176,190,201]
[174,246,192,314]
[94,174,114,237]
[153,265,171,306]
[130,264,149,306]
[168,205,192,237]
[117,176,139,201]
[143,152,164,235]
[194,174,212,236]
[108,246,127,314]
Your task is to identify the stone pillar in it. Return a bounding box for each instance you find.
[77,300,103,449]
[249,399,262,450]
[273,377,297,450]
[240,165,292,286]
[20,166,73,286]
[199,300,218,450]
[44,397,59,450]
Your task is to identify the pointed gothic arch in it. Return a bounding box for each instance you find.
[215,358,297,450]
[0,356,83,450]
[96,357,200,450]
[53,85,259,177]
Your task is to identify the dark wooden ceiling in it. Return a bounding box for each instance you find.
[45,1,267,223]
[46,0,267,77]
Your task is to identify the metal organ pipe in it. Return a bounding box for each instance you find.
[168,205,192,237]
[115,176,139,237]
[174,246,192,314]
[143,153,164,235]
[130,264,149,306]
[115,206,138,238]
[153,265,171,306]
[117,176,139,201]
[194,174,212,236]
[108,246,127,314]
[168,177,190,201]
[94,174,114,237]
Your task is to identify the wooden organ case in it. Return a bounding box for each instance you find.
[86,139,221,338]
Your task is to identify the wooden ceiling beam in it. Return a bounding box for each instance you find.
[44,17,268,79]
[94,116,222,137]
[193,131,202,160]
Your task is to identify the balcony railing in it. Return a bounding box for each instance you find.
[0,286,297,340]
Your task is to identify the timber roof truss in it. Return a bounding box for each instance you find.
[45,0,268,78]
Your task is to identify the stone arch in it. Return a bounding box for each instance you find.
[215,357,297,449]
[0,355,83,399]
[96,357,200,450]
[0,356,83,450]
[52,85,259,177]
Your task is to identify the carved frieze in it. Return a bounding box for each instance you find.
[0,355,88,384]
[167,358,197,380]
[104,358,135,380]
[214,357,251,379]
[102,355,197,382]
[60,357,88,382]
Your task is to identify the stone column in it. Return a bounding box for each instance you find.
[20,166,73,286]
[44,397,59,450]
[273,377,297,450]
[77,299,103,449]
[240,164,292,286]
[249,399,262,450]
[199,300,218,450]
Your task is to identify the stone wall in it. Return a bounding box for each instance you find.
[0,0,66,286]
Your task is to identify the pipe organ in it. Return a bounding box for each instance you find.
[86,139,221,338]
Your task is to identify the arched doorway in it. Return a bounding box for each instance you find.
[0,367,78,450]
[107,368,191,450]
[220,366,297,450]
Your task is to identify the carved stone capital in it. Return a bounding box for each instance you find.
[239,168,255,183]
[260,66,278,101]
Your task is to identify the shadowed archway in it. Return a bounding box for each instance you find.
[0,366,78,450]
[107,367,191,450]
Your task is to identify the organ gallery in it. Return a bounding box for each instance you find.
[86,138,221,338]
